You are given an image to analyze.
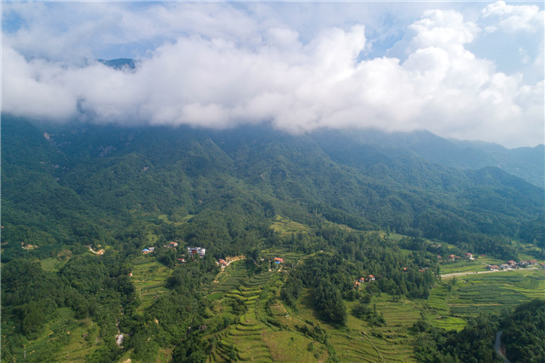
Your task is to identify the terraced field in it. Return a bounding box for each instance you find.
[212,286,274,362]
[431,269,545,321]
[270,215,309,236]
[208,270,278,363]
[131,257,171,312]
[211,260,249,293]
[205,253,545,363]
[3,308,100,363]
[291,289,417,363]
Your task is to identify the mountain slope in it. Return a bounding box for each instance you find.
[2,118,543,262]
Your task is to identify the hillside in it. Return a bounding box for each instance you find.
[1,116,544,363]
[2,117,543,263]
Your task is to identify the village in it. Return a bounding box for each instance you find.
[485,259,544,271]
[139,241,287,270]
[436,250,545,270]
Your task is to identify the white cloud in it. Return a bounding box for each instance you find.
[2,2,543,148]
[482,1,544,33]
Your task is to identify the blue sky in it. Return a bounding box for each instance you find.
[2,1,544,147]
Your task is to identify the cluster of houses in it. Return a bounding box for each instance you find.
[142,247,156,254]
[142,242,180,254]
[487,260,544,271]
[142,243,206,264]
[187,247,206,258]
[354,275,375,288]
[437,253,476,262]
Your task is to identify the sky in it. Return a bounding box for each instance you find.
[2,1,544,148]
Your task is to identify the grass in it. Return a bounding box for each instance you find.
[40,257,66,272]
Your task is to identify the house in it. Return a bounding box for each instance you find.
[142,248,150,254]
[358,277,365,283]
[129,272,133,277]
[486,265,499,270]
[168,242,179,248]
[449,254,456,261]
[529,260,538,265]
[507,260,517,267]
[465,253,474,260]
[354,281,361,288]
[218,259,227,267]
[437,255,442,260]
[365,275,375,282]
[519,260,529,267]
[274,257,284,264]
[187,247,206,258]
[178,258,186,263]
[500,264,510,270]
[402,267,408,272]
[148,247,155,253]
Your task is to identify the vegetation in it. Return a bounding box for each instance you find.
[1,116,543,362]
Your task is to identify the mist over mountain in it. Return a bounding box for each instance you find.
[2,2,544,361]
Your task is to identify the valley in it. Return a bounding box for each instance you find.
[1,119,543,363]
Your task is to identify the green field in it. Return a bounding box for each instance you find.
[2,308,101,362]
[13,247,544,363]
[439,256,506,274]
[270,215,309,236]
[428,269,545,330]
[202,254,545,363]
[131,256,172,312]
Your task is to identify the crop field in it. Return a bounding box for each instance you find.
[291,290,417,363]
[270,215,309,236]
[439,256,505,274]
[3,308,100,363]
[430,269,545,320]
[211,260,249,293]
[131,257,172,312]
[206,252,545,362]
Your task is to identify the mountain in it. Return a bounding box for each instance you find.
[309,128,544,187]
[2,116,544,363]
[2,116,543,263]
[97,58,137,70]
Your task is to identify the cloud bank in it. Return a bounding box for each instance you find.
[2,2,543,148]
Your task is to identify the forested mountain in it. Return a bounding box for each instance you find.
[1,116,544,363]
[2,116,543,263]
[310,129,544,188]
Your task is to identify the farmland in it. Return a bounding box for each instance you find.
[198,252,545,363]
[9,246,543,363]
[131,256,172,312]
[426,268,545,331]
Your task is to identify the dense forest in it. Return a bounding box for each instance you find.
[1,116,544,362]
[2,116,542,262]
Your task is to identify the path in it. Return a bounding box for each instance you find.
[440,267,539,279]
[495,331,510,363]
